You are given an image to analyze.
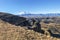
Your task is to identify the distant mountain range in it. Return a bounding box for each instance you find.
[20,13,60,18]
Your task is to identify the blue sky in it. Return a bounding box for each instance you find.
[0,0,60,14]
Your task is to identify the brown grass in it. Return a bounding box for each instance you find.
[0,19,60,40]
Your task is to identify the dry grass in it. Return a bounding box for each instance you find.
[0,19,60,40]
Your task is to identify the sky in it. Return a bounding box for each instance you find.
[0,0,60,14]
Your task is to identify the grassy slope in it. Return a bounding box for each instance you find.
[0,19,60,40]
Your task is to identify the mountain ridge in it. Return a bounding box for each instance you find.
[19,13,60,18]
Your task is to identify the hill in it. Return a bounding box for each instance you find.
[0,12,31,26]
[0,12,60,40]
[0,18,60,40]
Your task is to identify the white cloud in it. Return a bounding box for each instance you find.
[16,11,26,15]
[19,11,25,14]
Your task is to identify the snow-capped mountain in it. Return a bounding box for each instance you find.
[17,12,60,18]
